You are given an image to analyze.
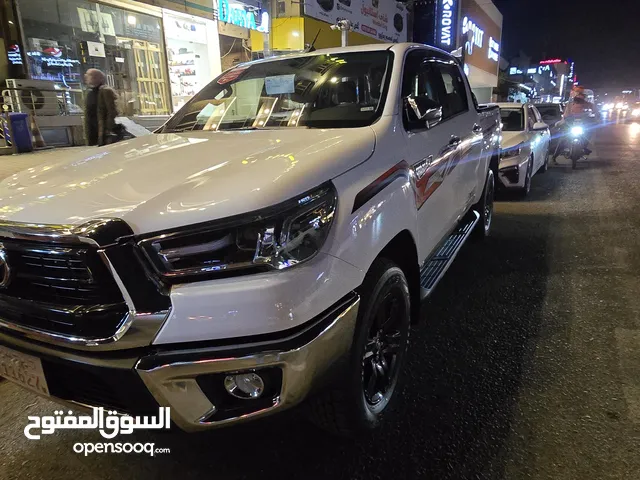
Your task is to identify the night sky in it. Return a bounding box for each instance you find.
[492,0,640,88]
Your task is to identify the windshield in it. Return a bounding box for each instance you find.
[500,108,524,131]
[161,51,392,133]
[535,105,562,120]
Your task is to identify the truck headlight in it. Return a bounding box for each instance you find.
[138,184,337,283]
[501,145,522,158]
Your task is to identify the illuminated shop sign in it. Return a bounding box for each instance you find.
[462,16,484,55]
[540,59,563,65]
[27,51,81,68]
[8,44,23,65]
[488,36,499,62]
[218,0,269,33]
[527,68,537,74]
[435,0,458,50]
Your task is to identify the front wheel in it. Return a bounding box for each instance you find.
[310,258,411,436]
[570,144,580,169]
[518,156,533,198]
[472,169,494,241]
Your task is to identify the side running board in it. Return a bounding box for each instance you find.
[419,209,480,300]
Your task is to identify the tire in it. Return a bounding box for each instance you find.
[472,169,494,241]
[539,152,549,173]
[310,258,411,436]
[518,156,533,198]
[570,145,580,169]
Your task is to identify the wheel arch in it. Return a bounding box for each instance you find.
[372,230,421,324]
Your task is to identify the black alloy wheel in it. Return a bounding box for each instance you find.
[310,258,411,435]
[362,290,406,409]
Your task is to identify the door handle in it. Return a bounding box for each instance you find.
[472,124,483,133]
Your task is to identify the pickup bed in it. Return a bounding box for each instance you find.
[0,42,501,435]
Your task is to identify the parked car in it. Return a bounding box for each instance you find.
[0,43,501,435]
[535,102,565,149]
[497,102,551,196]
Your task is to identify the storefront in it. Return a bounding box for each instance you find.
[218,0,269,70]
[14,0,172,115]
[457,0,502,103]
[163,9,221,110]
[8,0,254,116]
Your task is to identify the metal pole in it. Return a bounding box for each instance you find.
[341,28,348,47]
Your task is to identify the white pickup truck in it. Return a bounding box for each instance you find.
[0,43,500,435]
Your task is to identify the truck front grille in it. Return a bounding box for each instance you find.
[0,240,128,339]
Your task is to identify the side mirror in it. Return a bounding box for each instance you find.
[404,96,443,130]
[532,121,548,131]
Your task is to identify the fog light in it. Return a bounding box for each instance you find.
[224,373,265,399]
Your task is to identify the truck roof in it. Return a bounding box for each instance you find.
[240,43,454,67]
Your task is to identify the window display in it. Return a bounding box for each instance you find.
[163,11,222,111]
[17,0,171,116]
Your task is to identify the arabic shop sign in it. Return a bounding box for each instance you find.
[218,0,269,33]
[27,52,81,68]
[8,45,23,65]
[436,0,458,50]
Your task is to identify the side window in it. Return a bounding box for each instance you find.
[401,52,443,130]
[527,107,536,130]
[401,52,439,102]
[435,64,469,120]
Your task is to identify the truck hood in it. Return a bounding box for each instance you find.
[501,131,527,150]
[0,128,375,233]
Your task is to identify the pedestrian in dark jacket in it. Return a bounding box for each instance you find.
[84,69,118,146]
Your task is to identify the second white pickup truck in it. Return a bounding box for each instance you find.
[0,43,501,436]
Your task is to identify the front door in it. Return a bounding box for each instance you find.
[401,50,467,263]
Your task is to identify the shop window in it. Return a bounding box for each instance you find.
[17,0,170,116]
[164,11,221,111]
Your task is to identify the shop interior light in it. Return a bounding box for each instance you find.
[127,15,137,25]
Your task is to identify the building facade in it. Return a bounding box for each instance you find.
[414,0,502,103]
[2,0,270,116]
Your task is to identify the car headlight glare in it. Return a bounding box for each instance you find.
[570,126,584,136]
[138,184,337,282]
[501,146,522,158]
[632,109,640,117]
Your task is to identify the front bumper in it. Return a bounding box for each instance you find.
[0,293,360,431]
[497,155,529,189]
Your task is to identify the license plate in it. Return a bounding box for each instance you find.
[0,345,49,396]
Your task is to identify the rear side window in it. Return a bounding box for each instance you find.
[435,64,469,119]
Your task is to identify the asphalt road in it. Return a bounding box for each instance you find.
[1,122,640,479]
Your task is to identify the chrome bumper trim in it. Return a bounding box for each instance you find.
[0,311,169,351]
[136,294,360,432]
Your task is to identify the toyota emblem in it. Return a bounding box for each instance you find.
[0,244,12,288]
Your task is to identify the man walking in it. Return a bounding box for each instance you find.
[84,69,118,146]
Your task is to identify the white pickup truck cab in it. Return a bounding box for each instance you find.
[0,43,500,435]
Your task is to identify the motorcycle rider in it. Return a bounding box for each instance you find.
[553,86,593,163]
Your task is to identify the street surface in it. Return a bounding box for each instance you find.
[1,122,640,479]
